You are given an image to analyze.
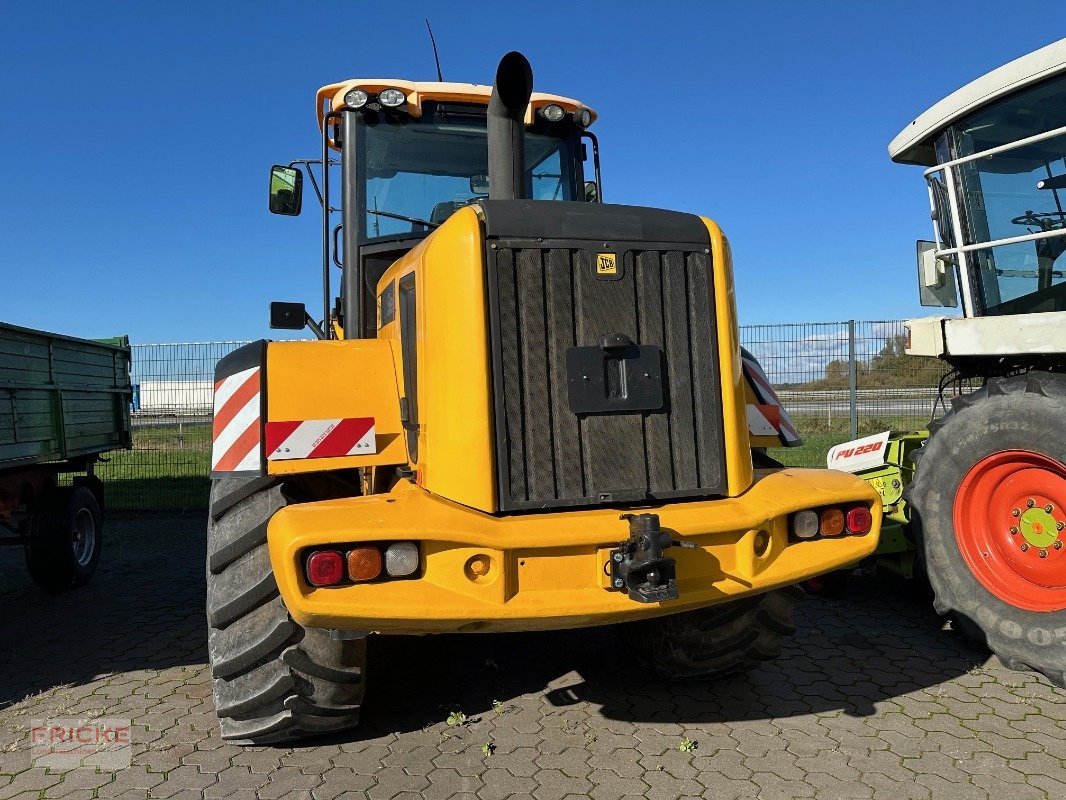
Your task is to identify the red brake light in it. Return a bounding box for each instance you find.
[846,505,873,534]
[306,550,345,586]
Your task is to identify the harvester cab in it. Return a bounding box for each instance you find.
[892,38,1066,363]
[205,52,882,744]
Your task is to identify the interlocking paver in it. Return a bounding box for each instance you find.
[1,514,1065,800]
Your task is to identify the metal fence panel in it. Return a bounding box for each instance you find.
[97,321,954,509]
[96,342,250,510]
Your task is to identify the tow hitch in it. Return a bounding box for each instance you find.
[609,513,696,603]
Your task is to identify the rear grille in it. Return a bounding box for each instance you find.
[488,241,726,512]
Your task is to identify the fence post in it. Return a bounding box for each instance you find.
[848,320,858,440]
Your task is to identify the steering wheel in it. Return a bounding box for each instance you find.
[1011,209,1066,231]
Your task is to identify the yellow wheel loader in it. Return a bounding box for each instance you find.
[206,52,881,744]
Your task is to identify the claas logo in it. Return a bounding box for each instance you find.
[596,253,617,275]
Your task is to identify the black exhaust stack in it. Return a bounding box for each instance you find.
[487,51,533,201]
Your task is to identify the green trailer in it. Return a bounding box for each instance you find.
[0,322,132,590]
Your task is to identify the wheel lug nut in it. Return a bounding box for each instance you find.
[1058,522,1065,531]
[1026,499,1036,508]
[1010,526,1019,535]
[1012,508,1021,517]
[1045,504,1054,513]
[1039,549,1049,558]
[1055,541,1064,550]
[1020,543,1030,552]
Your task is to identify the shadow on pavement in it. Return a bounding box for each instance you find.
[0,514,208,708]
[1,512,985,734]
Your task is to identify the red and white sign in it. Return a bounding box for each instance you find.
[827,431,891,474]
[265,417,376,461]
[746,404,780,436]
[741,354,802,445]
[211,366,262,473]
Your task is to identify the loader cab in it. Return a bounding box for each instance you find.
[891,41,1066,317]
[270,78,601,340]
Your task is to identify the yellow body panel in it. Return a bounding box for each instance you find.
[701,220,754,497]
[267,467,881,634]
[375,207,497,511]
[264,339,407,474]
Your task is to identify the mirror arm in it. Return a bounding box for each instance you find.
[290,159,324,206]
[304,313,326,340]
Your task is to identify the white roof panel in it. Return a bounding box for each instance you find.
[889,39,1066,166]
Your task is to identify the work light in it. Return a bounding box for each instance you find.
[344,89,369,109]
[378,88,406,108]
[573,107,592,127]
[540,103,565,122]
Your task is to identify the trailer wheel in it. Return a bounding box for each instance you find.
[909,372,1066,687]
[206,477,366,744]
[623,587,802,680]
[25,486,102,591]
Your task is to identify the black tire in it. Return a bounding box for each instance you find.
[801,570,849,598]
[73,474,106,514]
[623,587,802,679]
[908,372,1066,687]
[207,477,366,744]
[25,486,102,591]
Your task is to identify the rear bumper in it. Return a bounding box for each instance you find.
[267,468,881,634]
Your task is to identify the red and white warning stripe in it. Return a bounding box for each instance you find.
[741,354,802,446]
[747,403,781,437]
[211,366,262,473]
[265,417,376,461]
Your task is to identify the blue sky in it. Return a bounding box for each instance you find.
[0,2,1051,343]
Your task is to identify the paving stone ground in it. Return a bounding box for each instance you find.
[1,513,1064,800]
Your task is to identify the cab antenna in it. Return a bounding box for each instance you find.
[425,19,444,81]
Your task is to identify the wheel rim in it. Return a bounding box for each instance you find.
[72,508,97,567]
[953,450,1066,612]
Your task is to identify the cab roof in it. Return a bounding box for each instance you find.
[889,38,1066,166]
[316,79,596,131]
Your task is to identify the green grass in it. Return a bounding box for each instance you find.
[773,415,929,468]
[95,423,211,510]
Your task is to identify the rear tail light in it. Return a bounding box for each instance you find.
[303,542,420,587]
[385,542,420,577]
[306,550,345,586]
[791,510,819,540]
[347,547,383,582]
[846,505,873,534]
[818,508,845,536]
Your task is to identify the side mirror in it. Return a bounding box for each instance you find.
[270,301,324,338]
[916,240,958,308]
[269,165,303,216]
[469,174,490,195]
[584,181,599,202]
[270,301,307,329]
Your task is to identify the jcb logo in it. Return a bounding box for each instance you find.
[596,253,617,275]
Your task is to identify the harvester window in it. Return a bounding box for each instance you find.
[937,73,1066,314]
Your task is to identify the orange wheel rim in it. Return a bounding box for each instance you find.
[953,450,1066,612]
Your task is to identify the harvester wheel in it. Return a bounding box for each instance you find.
[206,477,366,744]
[908,372,1066,687]
[25,486,102,591]
[623,587,802,680]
